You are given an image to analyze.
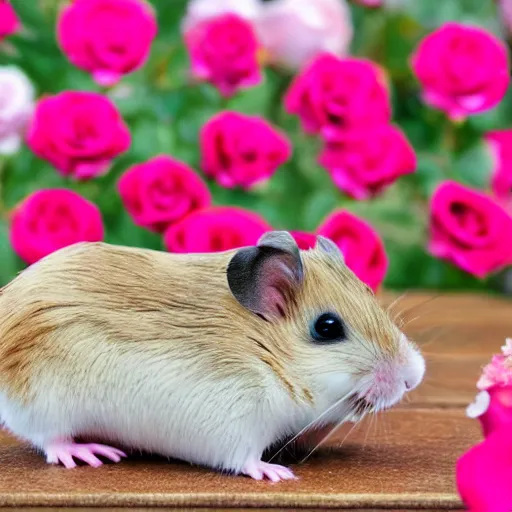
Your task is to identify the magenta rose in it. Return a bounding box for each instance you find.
[284,53,391,141]
[319,125,416,200]
[164,206,271,253]
[457,426,512,512]
[200,111,291,190]
[256,0,353,70]
[118,155,211,233]
[0,0,19,39]
[290,231,317,250]
[485,130,512,203]
[317,210,388,291]
[429,181,512,278]
[9,189,104,265]
[184,13,262,97]
[457,341,512,511]
[411,23,510,121]
[57,0,157,87]
[27,91,130,180]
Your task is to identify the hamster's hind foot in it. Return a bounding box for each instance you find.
[44,439,127,468]
[241,460,297,482]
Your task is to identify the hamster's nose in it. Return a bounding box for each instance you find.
[402,345,426,392]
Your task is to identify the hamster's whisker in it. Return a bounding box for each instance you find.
[267,390,355,463]
[361,403,377,450]
[385,293,408,316]
[394,294,441,326]
[400,315,421,331]
[298,417,361,464]
[415,325,455,349]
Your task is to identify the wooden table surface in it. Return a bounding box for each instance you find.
[0,292,510,510]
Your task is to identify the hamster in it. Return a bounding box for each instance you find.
[0,231,425,481]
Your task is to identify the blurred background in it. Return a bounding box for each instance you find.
[0,0,511,293]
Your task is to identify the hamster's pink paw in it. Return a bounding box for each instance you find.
[241,461,297,482]
[45,440,127,468]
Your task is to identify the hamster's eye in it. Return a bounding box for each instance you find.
[312,313,346,342]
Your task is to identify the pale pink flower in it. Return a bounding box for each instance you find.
[181,0,261,32]
[256,0,353,69]
[0,66,35,155]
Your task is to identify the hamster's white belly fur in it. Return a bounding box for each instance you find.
[0,342,334,472]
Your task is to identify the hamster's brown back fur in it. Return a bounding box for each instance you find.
[0,242,297,400]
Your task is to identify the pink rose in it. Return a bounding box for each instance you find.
[485,130,512,203]
[477,338,512,389]
[473,385,512,438]
[27,91,130,180]
[285,53,391,141]
[57,0,157,87]
[9,189,104,265]
[456,427,512,512]
[317,210,388,291]
[200,111,291,189]
[319,125,416,200]
[429,181,512,278]
[457,342,512,511]
[290,231,317,250]
[256,0,353,70]
[184,13,262,97]
[164,206,271,253]
[118,155,211,233]
[0,0,19,39]
[411,23,510,120]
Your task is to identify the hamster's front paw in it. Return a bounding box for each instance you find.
[45,439,127,468]
[241,460,297,482]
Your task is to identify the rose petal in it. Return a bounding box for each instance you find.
[466,390,491,419]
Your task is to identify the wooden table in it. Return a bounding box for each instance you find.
[0,292,509,510]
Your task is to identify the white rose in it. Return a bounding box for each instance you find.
[181,0,261,33]
[256,0,353,70]
[0,66,35,155]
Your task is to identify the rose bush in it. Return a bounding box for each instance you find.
[9,189,104,265]
[411,23,510,120]
[118,155,211,232]
[57,0,157,87]
[27,91,131,179]
[429,181,512,278]
[164,206,272,253]
[200,111,291,189]
[0,0,511,294]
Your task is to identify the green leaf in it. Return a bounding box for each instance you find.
[454,142,494,190]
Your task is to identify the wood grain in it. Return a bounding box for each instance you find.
[0,292,508,509]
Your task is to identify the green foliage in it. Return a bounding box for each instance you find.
[0,0,509,293]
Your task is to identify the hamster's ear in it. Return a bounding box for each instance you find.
[316,235,344,262]
[227,231,303,321]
